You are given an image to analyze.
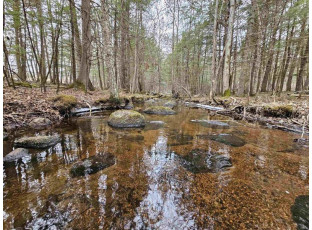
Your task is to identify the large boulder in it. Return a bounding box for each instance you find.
[144,106,176,115]
[179,149,232,173]
[4,148,30,162]
[70,153,115,177]
[108,110,145,128]
[29,117,52,129]
[14,135,61,149]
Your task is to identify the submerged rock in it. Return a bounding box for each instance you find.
[191,120,230,129]
[122,134,144,142]
[169,133,193,146]
[70,153,115,177]
[108,110,145,128]
[197,133,246,147]
[291,195,309,230]
[3,131,8,141]
[4,148,30,162]
[179,149,232,173]
[145,121,165,130]
[144,106,176,115]
[29,117,52,128]
[14,135,61,149]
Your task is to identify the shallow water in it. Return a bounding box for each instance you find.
[3,106,309,229]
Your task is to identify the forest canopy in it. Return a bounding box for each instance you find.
[3,0,309,98]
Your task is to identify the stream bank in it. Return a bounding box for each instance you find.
[4,87,309,138]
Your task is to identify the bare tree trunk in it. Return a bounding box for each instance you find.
[69,0,77,84]
[210,0,219,97]
[278,21,294,93]
[222,0,235,95]
[286,18,307,91]
[295,38,309,92]
[101,0,119,98]
[13,0,27,81]
[77,0,94,91]
[171,0,176,94]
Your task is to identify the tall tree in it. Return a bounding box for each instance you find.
[101,0,119,99]
[222,0,235,95]
[77,0,94,91]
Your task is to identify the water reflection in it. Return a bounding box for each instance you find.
[3,107,309,229]
[134,133,196,229]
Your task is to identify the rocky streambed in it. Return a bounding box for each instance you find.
[3,101,309,229]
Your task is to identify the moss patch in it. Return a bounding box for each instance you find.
[223,89,231,97]
[50,94,77,114]
[66,82,85,90]
[263,105,295,118]
[15,81,33,88]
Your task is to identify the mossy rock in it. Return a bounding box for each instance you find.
[144,106,176,115]
[14,135,61,149]
[50,94,77,113]
[163,100,177,108]
[108,110,145,128]
[94,97,109,104]
[70,153,115,177]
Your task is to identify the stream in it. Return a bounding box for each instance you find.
[3,105,309,229]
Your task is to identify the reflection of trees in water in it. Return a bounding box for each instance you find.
[134,133,196,229]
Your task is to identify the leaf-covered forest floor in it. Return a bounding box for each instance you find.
[3,85,309,137]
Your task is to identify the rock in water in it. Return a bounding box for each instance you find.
[169,133,193,146]
[179,149,232,173]
[144,106,176,115]
[164,100,177,108]
[198,133,246,147]
[145,121,165,130]
[3,131,8,141]
[191,120,230,129]
[291,195,309,230]
[4,148,30,162]
[70,153,115,177]
[108,110,145,128]
[14,135,61,149]
[29,117,52,128]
